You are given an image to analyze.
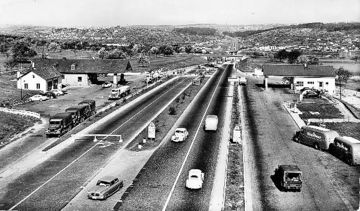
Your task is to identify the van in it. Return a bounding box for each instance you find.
[274,165,302,191]
[329,136,360,165]
[204,115,218,131]
[293,125,339,150]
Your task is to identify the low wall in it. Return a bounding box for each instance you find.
[0,107,41,119]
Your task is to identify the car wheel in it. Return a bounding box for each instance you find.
[314,143,320,150]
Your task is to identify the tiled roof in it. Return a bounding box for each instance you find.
[263,64,336,77]
[19,67,62,80]
[30,58,132,74]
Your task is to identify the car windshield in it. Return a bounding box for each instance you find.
[98,181,110,186]
[176,130,184,134]
[190,175,199,179]
[286,173,301,181]
[49,120,61,125]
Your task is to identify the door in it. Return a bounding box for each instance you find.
[319,82,323,88]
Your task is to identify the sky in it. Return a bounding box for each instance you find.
[0,0,359,27]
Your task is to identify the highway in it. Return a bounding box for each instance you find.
[242,76,359,210]
[119,64,232,210]
[0,77,194,210]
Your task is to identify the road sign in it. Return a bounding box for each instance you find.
[228,77,239,82]
[148,122,156,139]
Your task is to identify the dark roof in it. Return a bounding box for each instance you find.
[31,58,132,74]
[263,64,335,77]
[19,66,62,80]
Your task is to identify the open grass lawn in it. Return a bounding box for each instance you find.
[325,122,360,140]
[0,111,38,145]
[297,98,343,119]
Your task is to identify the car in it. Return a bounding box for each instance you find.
[43,92,57,99]
[171,128,189,142]
[274,165,302,192]
[51,89,64,96]
[102,81,112,88]
[29,94,49,101]
[185,169,204,189]
[88,176,123,200]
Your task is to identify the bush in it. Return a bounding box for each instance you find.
[168,106,177,115]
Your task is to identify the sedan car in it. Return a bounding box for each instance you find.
[102,81,112,88]
[171,128,189,142]
[185,169,204,189]
[29,94,49,101]
[51,89,64,96]
[88,176,123,200]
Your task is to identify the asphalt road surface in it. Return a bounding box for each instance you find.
[242,76,360,210]
[0,77,193,211]
[119,64,232,211]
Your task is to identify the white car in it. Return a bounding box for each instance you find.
[102,81,112,88]
[171,128,189,142]
[52,89,64,96]
[185,169,204,189]
[29,94,49,101]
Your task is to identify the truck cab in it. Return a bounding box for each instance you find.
[274,165,302,191]
[204,115,218,131]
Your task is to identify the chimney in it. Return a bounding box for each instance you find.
[31,61,35,68]
[303,63,308,69]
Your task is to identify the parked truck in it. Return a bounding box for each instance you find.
[45,112,73,137]
[108,86,130,100]
[78,100,96,115]
[204,115,218,131]
[65,104,91,124]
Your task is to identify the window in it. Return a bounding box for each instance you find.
[24,83,28,89]
[36,83,40,89]
[78,77,82,82]
[325,82,329,85]
[307,81,314,84]
[33,74,35,78]
[71,64,76,71]
[319,82,323,87]
[296,81,304,86]
[62,75,65,79]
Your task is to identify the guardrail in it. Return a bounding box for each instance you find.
[0,107,41,119]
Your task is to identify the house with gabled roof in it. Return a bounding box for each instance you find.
[262,64,336,95]
[29,58,133,87]
[17,64,62,93]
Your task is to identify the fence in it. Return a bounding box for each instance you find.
[0,107,41,119]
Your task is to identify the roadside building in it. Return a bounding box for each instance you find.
[262,64,336,95]
[17,65,62,93]
[30,58,133,87]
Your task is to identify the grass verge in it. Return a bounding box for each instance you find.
[224,84,244,210]
[0,111,39,148]
[324,122,360,140]
[297,98,343,119]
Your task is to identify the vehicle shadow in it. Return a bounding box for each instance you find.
[270,174,285,192]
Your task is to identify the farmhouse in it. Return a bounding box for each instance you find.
[29,58,133,87]
[262,64,336,95]
[17,65,62,93]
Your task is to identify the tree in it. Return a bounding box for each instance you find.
[336,67,352,100]
[98,47,107,59]
[274,49,288,62]
[149,47,159,56]
[48,42,60,52]
[287,50,302,64]
[106,49,126,59]
[10,41,37,61]
[159,45,174,56]
[185,45,193,54]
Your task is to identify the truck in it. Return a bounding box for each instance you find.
[108,86,130,100]
[45,112,73,137]
[274,165,302,192]
[65,104,91,124]
[204,115,218,131]
[78,100,96,116]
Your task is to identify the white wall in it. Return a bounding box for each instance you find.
[62,74,89,87]
[17,72,47,92]
[293,77,335,94]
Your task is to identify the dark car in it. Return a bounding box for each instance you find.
[43,91,57,99]
[274,165,302,191]
[88,176,123,200]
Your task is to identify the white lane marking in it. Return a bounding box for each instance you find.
[9,79,187,210]
[162,67,227,211]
